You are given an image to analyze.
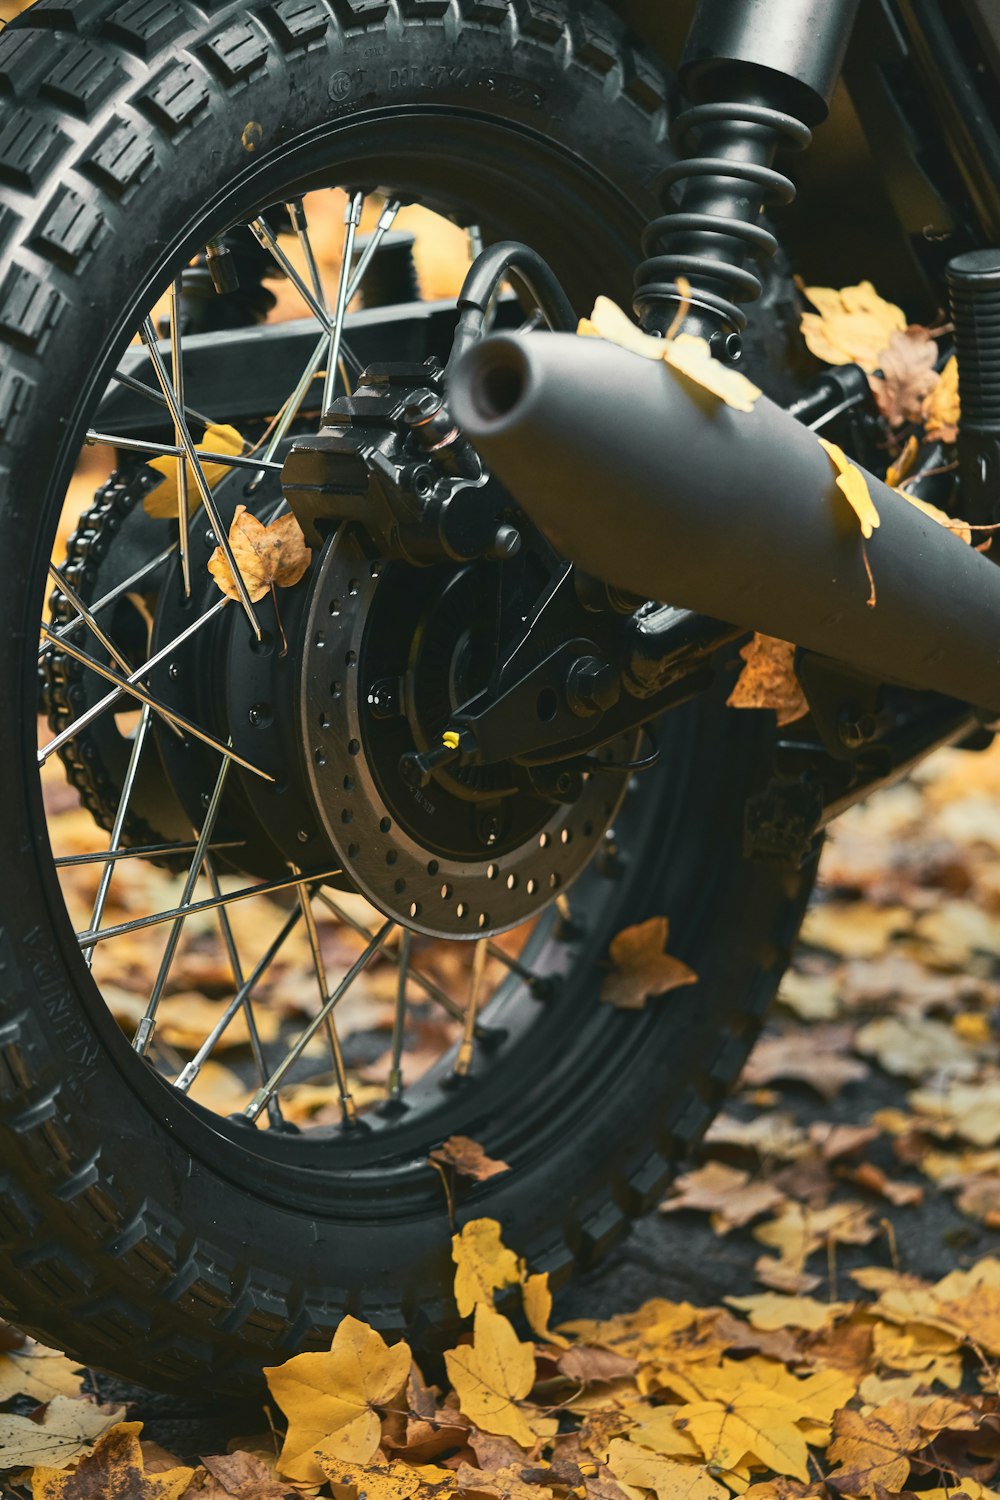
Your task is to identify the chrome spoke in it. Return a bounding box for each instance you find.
[322,191,364,414]
[47,563,134,679]
[244,919,393,1124]
[139,317,261,637]
[247,216,362,377]
[487,942,543,988]
[85,430,283,474]
[316,892,467,1026]
[296,877,357,1127]
[46,563,182,742]
[168,280,192,598]
[39,598,228,763]
[205,856,282,1123]
[244,332,328,494]
[174,905,302,1095]
[247,198,403,488]
[453,938,489,1079]
[38,624,273,781]
[84,704,152,968]
[348,198,401,301]
[56,839,244,869]
[288,198,326,306]
[38,539,177,663]
[76,865,342,951]
[386,927,411,1102]
[109,367,215,431]
[133,755,232,1055]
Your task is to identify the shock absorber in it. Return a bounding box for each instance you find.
[636,0,862,354]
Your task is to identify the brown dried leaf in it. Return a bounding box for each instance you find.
[30,1420,191,1498]
[557,1346,639,1386]
[660,1161,786,1233]
[196,1450,301,1498]
[728,636,809,727]
[430,1136,510,1182]
[923,355,960,443]
[600,917,697,1011]
[869,328,940,427]
[740,1026,870,1100]
[208,504,312,604]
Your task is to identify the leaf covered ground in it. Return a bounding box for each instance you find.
[6,740,1000,1499]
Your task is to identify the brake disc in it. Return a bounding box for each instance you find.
[300,525,636,938]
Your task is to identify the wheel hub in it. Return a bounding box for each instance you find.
[300,525,633,938]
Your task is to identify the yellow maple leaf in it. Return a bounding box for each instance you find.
[629,1406,703,1459]
[523,1272,570,1349]
[826,1400,926,1496]
[0,1343,83,1403]
[579,297,762,414]
[725,1293,851,1333]
[144,422,246,517]
[31,1421,192,1499]
[606,1437,731,1500]
[265,1314,411,1485]
[319,1455,455,1500]
[800,281,907,372]
[445,1302,542,1448]
[818,438,880,540]
[208,504,313,605]
[452,1218,523,1319]
[675,1384,812,1482]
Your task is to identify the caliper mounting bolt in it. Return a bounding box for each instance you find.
[566,656,621,717]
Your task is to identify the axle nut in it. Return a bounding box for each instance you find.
[567,656,621,717]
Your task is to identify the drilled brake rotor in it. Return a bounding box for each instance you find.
[301,526,634,938]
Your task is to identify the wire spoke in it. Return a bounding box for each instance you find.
[295,877,357,1127]
[85,431,284,474]
[76,865,342,951]
[84,705,152,968]
[453,938,489,1078]
[244,919,393,1124]
[139,317,261,637]
[133,754,233,1055]
[315,892,469,1028]
[38,624,273,781]
[168,280,193,597]
[108,367,216,430]
[47,563,133,679]
[174,905,302,1096]
[322,191,364,414]
[386,927,410,1103]
[205,856,283,1123]
[46,563,182,744]
[245,198,404,492]
[248,216,363,378]
[56,839,245,869]
[39,597,228,763]
[38,539,178,664]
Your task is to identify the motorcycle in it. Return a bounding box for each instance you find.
[0,0,994,1393]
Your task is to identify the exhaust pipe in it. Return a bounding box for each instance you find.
[449,333,1000,716]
